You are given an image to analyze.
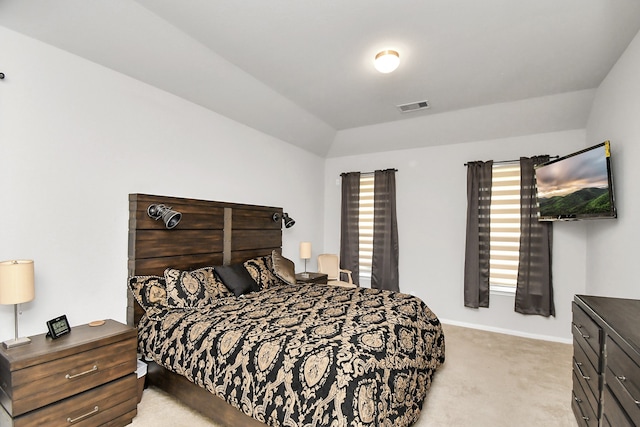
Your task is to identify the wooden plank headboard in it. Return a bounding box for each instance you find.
[127,193,283,327]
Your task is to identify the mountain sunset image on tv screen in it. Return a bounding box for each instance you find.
[535,141,616,221]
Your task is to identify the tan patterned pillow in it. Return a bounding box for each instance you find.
[271,250,296,286]
[164,267,214,309]
[128,275,167,314]
[244,256,282,290]
[195,266,233,299]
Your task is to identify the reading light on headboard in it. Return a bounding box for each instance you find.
[147,204,182,229]
[273,212,295,228]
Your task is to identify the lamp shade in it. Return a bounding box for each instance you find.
[0,260,35,305]
[300,242,312,260]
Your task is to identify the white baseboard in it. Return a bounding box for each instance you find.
[439,318,573,344]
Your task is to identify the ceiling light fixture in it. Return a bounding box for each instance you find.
[374,50,400,73]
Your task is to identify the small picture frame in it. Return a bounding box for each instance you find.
[46,315,71,339]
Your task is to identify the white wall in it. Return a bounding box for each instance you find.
[325,127,588,341]
[323,29,640,341]
[4,22,637,345]
[0,27,325,341]
[585,30,640,299]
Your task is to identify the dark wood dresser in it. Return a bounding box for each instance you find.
[572,295,640,426]
[0,319,138,426]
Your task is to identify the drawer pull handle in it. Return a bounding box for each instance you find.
[65,365,98,380]
[616,375,640,405]
[573,393,589,421]
[572,323,590,339]
[574,361,590,380]
[67,406,99,423]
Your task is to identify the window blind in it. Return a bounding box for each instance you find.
[489,164,521,290]
[359,174,375,277]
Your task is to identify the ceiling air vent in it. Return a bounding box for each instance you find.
[397,100,430,113]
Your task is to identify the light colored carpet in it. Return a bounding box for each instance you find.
[131,324,577,426]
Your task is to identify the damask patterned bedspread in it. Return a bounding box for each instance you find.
[138,283,445,427]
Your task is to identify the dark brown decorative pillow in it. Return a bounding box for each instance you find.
[164,268,213,309]
[128,275,167,314]
[271,250,296,286]
[214,263,260,297]
[244,256,282,290]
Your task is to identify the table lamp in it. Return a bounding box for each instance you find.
[0,260,35,348]
[300,242,311,277]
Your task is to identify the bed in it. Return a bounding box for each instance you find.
[127,193,445,427]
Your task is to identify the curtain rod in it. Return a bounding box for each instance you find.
[340,168,398,176]
[463,156,558,167]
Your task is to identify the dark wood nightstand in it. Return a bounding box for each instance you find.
[0,319,138,426]
[295,272,328,285]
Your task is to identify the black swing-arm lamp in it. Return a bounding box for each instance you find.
[272,212,295,228]
[147,204,182,229]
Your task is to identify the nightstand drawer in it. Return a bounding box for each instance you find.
[6,336,136,416]
[9,373,137,427]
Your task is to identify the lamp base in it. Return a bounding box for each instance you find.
[3,336,31,349]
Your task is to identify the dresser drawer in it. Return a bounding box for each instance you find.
[6,336,136,416]
[573,342,599,413]
[9,373,137,427]
[605,336,640,423]
[602,385,635,427]
[572,302,601,366]
[572,369,598,427]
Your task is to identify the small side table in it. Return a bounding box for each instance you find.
[295,272,328,285]
[0,319,137,426]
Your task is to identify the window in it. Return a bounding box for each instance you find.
[358,173,374,277]
[341,169,398,290]
[464,157,553,314]
[489,164,521,293]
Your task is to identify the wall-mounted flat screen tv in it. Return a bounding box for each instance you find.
[535,141,616,221]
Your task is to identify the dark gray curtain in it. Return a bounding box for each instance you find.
[340,172,360,284]
[464,161,493,308]
[371,169,399,291]
[515,156,555,316]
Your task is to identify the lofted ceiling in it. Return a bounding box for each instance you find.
[1,0,639,156]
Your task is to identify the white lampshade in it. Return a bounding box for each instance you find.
[374,50,400,73]
[300,242,312,260]
[0,260,35,305]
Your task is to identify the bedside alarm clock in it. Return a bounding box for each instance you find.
[46,315,71,339]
